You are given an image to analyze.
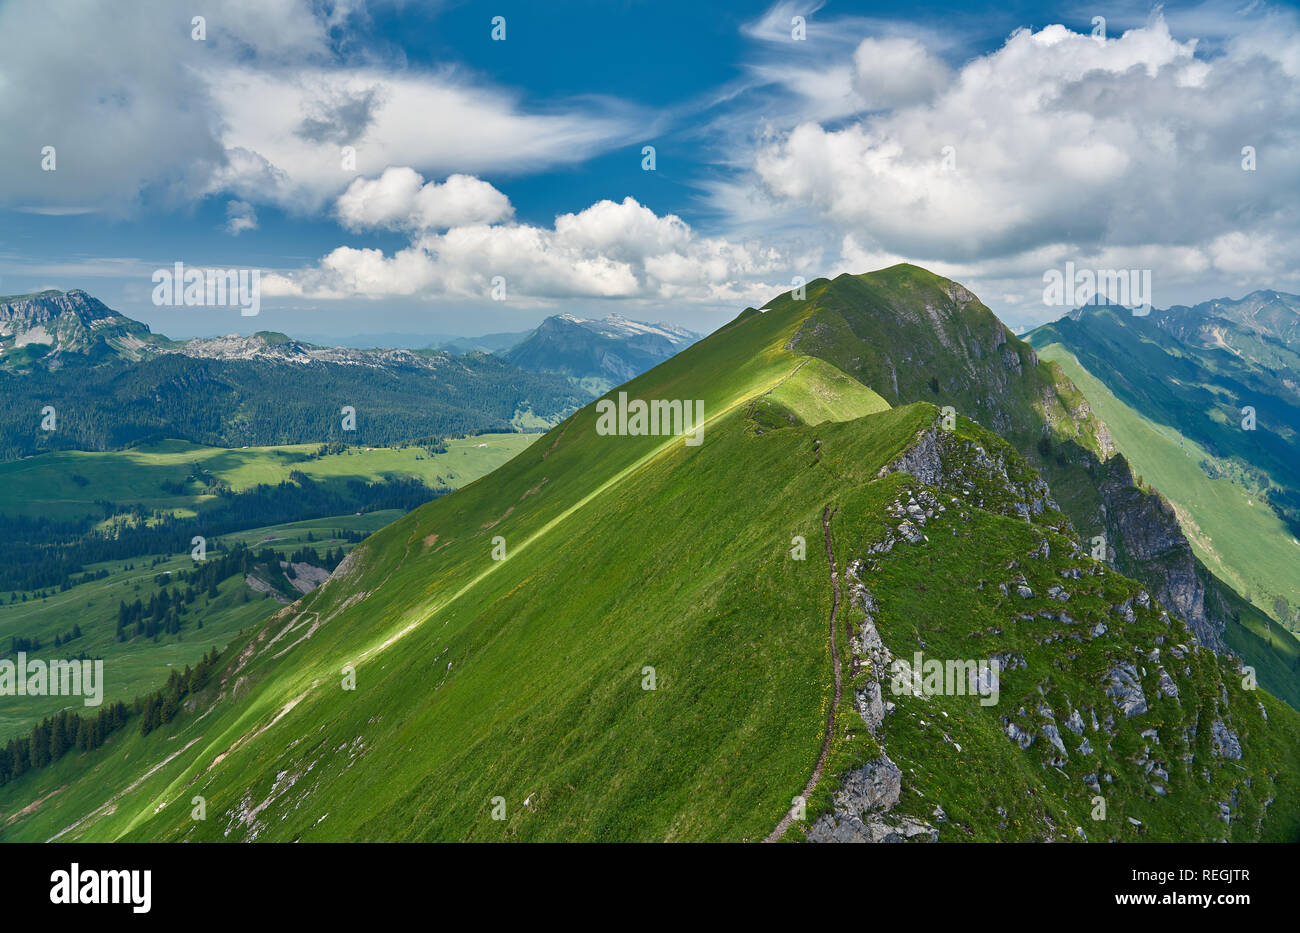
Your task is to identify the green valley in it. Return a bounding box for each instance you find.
[0,511,392,736]
[0,434,537,523]
[1034,343,1300,627]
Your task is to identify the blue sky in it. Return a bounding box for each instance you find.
[1,0,1298,342]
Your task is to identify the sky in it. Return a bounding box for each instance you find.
[1,0,1298,342]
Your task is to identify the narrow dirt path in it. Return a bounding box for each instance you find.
[764,504,843,843]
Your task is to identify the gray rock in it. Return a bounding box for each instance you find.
[807,755,938,844]
[1106,662,1148,718]
[1004,719,1036,749]
[1156,667,1179,700]
[1065,709,1085,735]
[833,756,901,812]
[855,681,887,735]
[1043,723,1068,757]
[1210,720,1242,760]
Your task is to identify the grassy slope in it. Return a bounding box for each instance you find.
[2,274,1298,842]
[816,471,1300,841]
[0,297,844,840]
[0,437,537,735]
[0,434,537,523]
[1036,342,1300,620]
[778,267,1300,709]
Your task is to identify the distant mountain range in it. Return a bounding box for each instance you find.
[294,315,702,377]
[1026,292,1300,631]
[1029,291,1299,525]
[297,329,532,354]
[0,290,587,456]
[300,312,704,394]
[0,292,703,458]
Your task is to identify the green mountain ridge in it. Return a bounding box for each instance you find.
[2,264,1298,842]
[771,269,1298,707]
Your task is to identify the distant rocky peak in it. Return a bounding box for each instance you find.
[0,288,123,325]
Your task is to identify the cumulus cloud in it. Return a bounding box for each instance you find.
[265,183,785,305]
[851,37,949,109]
[744,10,1300,312]
[0,0,639,215]
[336,168,513,232]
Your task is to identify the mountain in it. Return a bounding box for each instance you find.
[1157,290,1300,364]
[1026,297,1300,634]
[296,329,533,353]
[771,270,1298,698]
[0,291,587,457]
[0,289,157,368]
[4,265,1299,843]
[505,313,701,395]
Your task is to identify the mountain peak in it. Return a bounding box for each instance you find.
[507,311,702,392]
[0,289,152,366]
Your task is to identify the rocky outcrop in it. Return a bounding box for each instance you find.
[1105,662,1149,718]
[0,289,121,329]
[1210,720,1243,760]
[1097,455,1223,652]
[0,289,151,365]
[877,423,1058,524]
[806,754,936,842]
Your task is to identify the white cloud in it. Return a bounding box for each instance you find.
[335,168,513,232]
[554,198,693,261]
[224,200,259,236]
[0,0,639,215]
[851,37,950,109]
[740,10,1300,316]
[265,186,786,305]
[204,65,641,213]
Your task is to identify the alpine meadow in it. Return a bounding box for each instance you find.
[2,0,1299,917]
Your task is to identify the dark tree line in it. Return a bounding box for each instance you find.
[0,647,222,786]
[0,351,579,458]
[0,473,442,594]
[0,702,131,782]
[138,648,221,737]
